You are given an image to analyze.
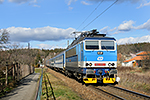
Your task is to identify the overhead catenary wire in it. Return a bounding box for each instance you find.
[76,0,104,30]
[81,0,118,31]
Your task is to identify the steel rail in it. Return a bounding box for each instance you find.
[109,85,150,100]
[88,85,126,100]
[95,87,126,100]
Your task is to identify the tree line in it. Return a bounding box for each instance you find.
[0,29,66,69]
[117,42,150,54]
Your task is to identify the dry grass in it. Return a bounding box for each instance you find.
[41,69,82,100]
[117,66,150,95]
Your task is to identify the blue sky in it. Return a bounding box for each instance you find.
[0,0,150,49]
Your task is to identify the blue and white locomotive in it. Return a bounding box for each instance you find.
[46,29,119,84]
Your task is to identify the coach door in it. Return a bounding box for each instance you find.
[80,42,84,67]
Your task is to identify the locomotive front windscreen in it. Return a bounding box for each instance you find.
[85,40,115,50]
[101,41,114,50]
[85,41,99,49]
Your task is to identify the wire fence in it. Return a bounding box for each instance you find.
[34,68,43,100]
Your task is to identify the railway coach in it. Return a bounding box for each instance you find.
[46,51,65,70]
[46,29,120,84]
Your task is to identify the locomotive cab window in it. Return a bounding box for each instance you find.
[101,41,114,50]
[85,41,99,50]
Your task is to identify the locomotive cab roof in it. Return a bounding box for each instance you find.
[67,29,115,49]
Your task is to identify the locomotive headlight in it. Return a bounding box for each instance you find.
[86,63,89,66]
[97,51,103,55]
[108,63,115,66]
[111,63,115,66]
[89,63,92,66]
[108,63,111,66]
[85,63,92,66]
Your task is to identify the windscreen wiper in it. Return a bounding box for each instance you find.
[102,45,108,51]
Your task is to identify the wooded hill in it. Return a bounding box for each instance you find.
[117,42,150,55]
[0,48,65,70]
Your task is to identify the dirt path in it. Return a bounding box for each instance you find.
[0,73,39,100]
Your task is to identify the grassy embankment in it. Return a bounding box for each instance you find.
[118,66,150,95]
[40,68,82,100]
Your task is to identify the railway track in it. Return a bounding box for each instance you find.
[108,85,150,100]
[88,85,125,100]
[88,85,150,100]
[46,67,150,100]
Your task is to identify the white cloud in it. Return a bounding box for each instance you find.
[8,0,37,5]
[81,1,91,5]
[112,31,120,34]
[66,0,77,10]
[31,0,37,3]
[36,44,52,49]
[66,0,141,9]
[118,20,135,31]
[134,19,150,30]
[0,0,4,4]
[37,43,66,50]
[99,26,109,34]
[137,1,150,9]
[66,0,77,5]
[99,20,135,35]
[109,27,117,32]
[33,5,40,7]
[9,0,29,4]
[117,35,150,45]
[69,6,73,10]
[87,0,149,9]
[7,26,75,42]
[109,19,150,34]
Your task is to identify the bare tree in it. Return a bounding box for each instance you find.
[0,29,10,69]
[0,29,9,49]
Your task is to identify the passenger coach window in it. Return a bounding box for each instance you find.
[101,41,114,50]
[85,41,99,49]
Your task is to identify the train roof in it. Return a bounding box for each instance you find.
[67,29,116,49]
[84,37,116,40]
